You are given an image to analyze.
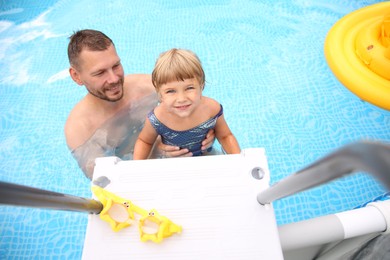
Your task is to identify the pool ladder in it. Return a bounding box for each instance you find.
[257,141,390,204]
[1,141,389,212]
[256,141,390,259]
[0,141,389,258]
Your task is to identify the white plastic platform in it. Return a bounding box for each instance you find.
[82,148,283,259]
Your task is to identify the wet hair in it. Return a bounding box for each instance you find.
[152,48,205,90]
[67,29,114,70]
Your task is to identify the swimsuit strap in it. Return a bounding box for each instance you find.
[215,104,223,119]
[148,104,223,134]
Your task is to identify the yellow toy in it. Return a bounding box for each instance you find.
[324,2,390,111]
[138,209,182,243]
[92,186,182,243]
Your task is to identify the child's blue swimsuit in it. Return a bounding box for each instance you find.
[148,105,223,156]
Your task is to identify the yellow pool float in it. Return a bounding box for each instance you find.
[324,2,390,110]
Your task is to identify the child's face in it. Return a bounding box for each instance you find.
[158,78,203,118]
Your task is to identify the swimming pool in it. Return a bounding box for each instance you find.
[1,0,389,258]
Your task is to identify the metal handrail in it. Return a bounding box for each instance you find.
[0,181,103,214]
[257,141,390,205]
[2,141,389,212]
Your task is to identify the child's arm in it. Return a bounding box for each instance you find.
[214,115,241,154]
[133,119,159,160]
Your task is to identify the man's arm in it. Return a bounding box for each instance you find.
[71,132,111,179]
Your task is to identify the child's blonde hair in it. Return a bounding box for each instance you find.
[152,48,205,90]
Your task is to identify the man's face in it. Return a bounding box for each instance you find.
[71,44,125,102]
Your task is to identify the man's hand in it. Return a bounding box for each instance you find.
[156,135,192,158]
[157,129,216,158]
[158,143,192,158]
[201,129,215,151]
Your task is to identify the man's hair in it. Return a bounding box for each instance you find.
[68,29,113,69]
[152,48,205,89]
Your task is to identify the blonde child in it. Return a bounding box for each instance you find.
[133,48,240,159]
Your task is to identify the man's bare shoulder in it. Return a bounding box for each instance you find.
[64,99,96,151]
[125,73,151,84]
[124,74,154,95]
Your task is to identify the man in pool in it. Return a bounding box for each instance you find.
[64,29,215,179]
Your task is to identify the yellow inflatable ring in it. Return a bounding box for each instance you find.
[324,2,390,110]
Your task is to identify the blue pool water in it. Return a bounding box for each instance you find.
[1,0,389,258]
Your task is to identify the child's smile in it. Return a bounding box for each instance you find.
[159,78,202,118]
